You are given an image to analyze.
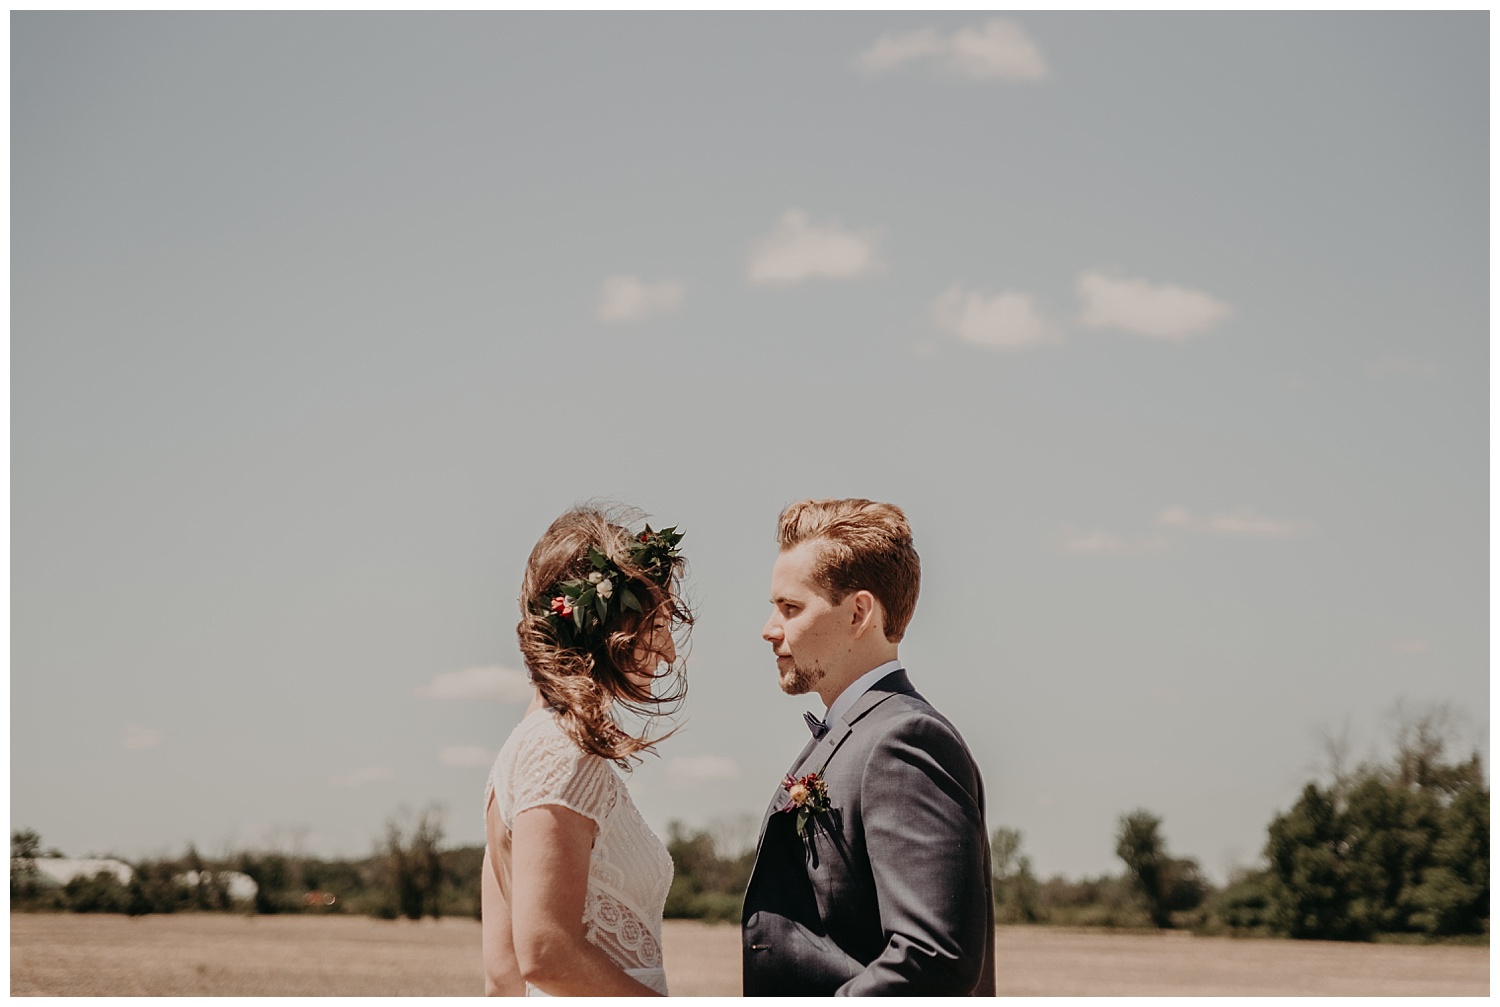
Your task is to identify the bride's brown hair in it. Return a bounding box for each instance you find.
[516,504,691,766]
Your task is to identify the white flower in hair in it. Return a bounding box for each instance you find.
[597,578,613,599]
[588,571,603,584]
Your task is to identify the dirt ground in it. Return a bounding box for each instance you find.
[10,914,1488,996]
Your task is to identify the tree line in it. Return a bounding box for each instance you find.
[661,705,1487,943]
[13,708,1486,944]
[11,807,482,921]
[991,706,1488,941]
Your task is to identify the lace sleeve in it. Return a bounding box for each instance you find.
[510,722,620,827]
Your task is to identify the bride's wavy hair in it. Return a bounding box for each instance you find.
[517,504,691,766]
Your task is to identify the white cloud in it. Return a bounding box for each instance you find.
[1157,505,1307,538]
[330,767,394,788]
[857,27,945,73]
[1156,505,1197,529]
[932,285,1060,350]
[1077,271,1231,341]
[439,745,495,769]
[122,724,164,750]
[747,210,880,285]
[947,20,1050,80]
[416,665,530,703]
[1204,508,1304,538]
[857,19,1048,81]
[668,755,741,790]
[596,275,685,324]
[1055,528,1169,555]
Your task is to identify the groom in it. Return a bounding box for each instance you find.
[742,498,995,996]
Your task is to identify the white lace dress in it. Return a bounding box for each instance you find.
[486,707,674,996]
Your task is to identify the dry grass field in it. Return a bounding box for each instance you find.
[10,914,1488,996]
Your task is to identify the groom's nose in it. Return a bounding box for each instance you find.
[762,615,781,643]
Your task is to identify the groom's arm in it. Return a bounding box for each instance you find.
[838,713,990,996]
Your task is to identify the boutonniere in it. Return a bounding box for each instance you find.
[780,771,832,836]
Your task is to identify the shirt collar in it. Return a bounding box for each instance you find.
[824,659,904,728]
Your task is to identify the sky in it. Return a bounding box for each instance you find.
[11,12,1489,883]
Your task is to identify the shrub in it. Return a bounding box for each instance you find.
[1115,810,1207,928]
[663,821,754,923]
[65,871,130,914]
[1255,706,1488,941]
[1212,869,1275,933]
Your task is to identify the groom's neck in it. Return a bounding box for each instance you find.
[815,645,899,709]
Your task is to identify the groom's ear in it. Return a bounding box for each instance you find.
[848,590,884,638]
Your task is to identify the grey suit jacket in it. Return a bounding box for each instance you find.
[741,669,996,996]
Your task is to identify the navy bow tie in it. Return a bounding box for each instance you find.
[804,710,829,739]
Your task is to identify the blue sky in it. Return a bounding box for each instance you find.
[12,12,1488,880]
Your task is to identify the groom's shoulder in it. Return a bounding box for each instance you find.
[847,690,984,805]
[860,685,973,754]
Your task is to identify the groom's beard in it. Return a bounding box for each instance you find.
[778,659,826,696]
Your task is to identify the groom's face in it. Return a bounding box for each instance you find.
[763,540,853,697]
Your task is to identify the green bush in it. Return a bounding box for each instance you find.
[988,827,1178,929]
[1037,873,1154,929]
[991,828,1044,924]
[1262,775,1488,940]
[1253,709,1488,942]
[64,871,130,914]
[1211,869,1275,934]
[239,852,300,915]
[663,821,754,923]
[1115,811,1209,928]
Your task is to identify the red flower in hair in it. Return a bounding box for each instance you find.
[550,596,573,618]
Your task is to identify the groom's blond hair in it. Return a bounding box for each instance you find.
[776,498,920,643]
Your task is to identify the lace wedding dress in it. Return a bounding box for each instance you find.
[486,707,674,996]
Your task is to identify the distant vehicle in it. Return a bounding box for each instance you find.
[177,869,259,902]
[31,858,133,888]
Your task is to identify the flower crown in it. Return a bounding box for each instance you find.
[541,525,684,652]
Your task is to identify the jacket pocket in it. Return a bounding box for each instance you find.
[804,808,851,871]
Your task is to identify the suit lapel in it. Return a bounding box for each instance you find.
[751,669,918,852]
[792,668,914,776]
[753,731,821,847]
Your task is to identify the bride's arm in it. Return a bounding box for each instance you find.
[481,793,524,996]
[509,804,663,997]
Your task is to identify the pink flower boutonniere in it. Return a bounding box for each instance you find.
[781,771,832,836]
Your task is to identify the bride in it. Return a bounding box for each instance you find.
[482,506,691,996]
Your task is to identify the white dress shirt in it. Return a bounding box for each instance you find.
[823,659,904,729]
